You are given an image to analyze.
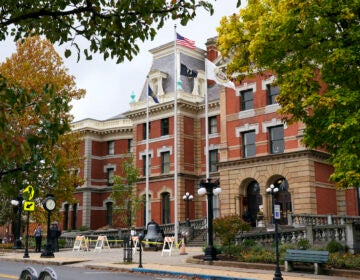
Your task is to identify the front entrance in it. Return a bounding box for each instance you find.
[273,178,292,225]
[245,181,262,227]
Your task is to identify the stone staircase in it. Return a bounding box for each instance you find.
[186,229,207,247]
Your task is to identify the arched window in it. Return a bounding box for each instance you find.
[106,202,113,227]
[63,204,69,230]
[72,203,77,230]
[161,192,170,224]
[246,181,261,227]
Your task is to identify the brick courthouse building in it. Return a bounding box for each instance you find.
[67,37,360,231]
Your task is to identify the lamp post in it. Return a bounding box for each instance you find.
[266,184,283,280]
[198,178,221,261]
[41,195,56,258]
[11,193,23,249]
[182,192,193,227]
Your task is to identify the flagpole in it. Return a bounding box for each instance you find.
[174,24,179,243]
[205,60,209,179]
[146,77,150,226]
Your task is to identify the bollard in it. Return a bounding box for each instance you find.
[138,233,144,268]
[123,238,133,263]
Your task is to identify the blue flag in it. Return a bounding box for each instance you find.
[148,85,159,103]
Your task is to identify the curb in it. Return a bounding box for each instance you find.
[132,268,258,280]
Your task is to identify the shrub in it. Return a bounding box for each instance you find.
[213,215,250,256]
[297,238,310,250]
[326,240,345,253]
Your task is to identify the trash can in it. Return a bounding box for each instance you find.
[123,238,132,263]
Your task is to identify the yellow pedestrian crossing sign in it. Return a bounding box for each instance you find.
[24,201,35,212]
[23,185,35,201]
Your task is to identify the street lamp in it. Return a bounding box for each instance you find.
[266,184,283,280]
[11,193,24,249]
[41,195,56,258]
[198,178,221,261]
[182,192,193,227]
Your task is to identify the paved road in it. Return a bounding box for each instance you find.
[0,247,357,280]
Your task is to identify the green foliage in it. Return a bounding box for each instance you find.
[0,0,215,63]
[326,240,345,253]
[217,0,360,188]
[213,215,250,256]
[111,156,141,228]
[329,253,360,270]
[297,238,310,250]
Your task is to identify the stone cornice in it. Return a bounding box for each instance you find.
[71,118,133,135]
[218,150,330,169]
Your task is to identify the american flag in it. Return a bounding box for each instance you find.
[176,33,195,49]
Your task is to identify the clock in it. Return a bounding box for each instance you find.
[43,196,56,212]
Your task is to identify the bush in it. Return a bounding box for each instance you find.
[326,240,345,253]
[296,238,310,250]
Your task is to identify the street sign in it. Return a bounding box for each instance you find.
[274,204,281,220]
[23,185,35,201]
[24,201,35,211]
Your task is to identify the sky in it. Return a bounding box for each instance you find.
[0,1,244,122]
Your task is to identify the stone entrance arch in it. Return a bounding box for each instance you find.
[267,177,292,225]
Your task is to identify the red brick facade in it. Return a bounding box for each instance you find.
[68,39,359,231]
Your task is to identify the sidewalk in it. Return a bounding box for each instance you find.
[0,246,357,280]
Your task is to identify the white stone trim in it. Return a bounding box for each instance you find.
[262,118,287,132]
[236,82,257,96]
[103,163,117,173]
[261,75,277,90]
[235,123,260,137]
[157,146,173,157]
[204,144,221,155]
[139,150,154,160]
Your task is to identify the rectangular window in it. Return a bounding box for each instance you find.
[209,149,218,172]
[266,84,280,105]
[107,141,114,155]
[161,118,169,136]
[270,125,284,154]
[241,89,254,110]
[143,123,151,140]
[142,154,151,176]
[243,130,256,158]
[161,151,170,174]
[208,116,218,134]
[128,139,133,153]
[107,168,114,186]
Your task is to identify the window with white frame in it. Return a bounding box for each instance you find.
[161,151,170,174]
[107,168,115,186]
[107,141,114,155]
[266,84,280,105]
[143,122,151,140]
[142,154,151,176]
[161,118,169,136]
[128,139,133,153]
[269,125,284,154]
[242,130,256,158]
[209,149,218,172]
[106,202,113,227]
[161,192,170,224]
[208,116,218,134]
[241,89,254,110]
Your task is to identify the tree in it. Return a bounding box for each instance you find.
[111,156,141,228]
[213,215,250,256]
[0,0,224,63]
[217,0,360,188]
[0,36,84,224]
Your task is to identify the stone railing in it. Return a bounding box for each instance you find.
[236,214,360,254]
[290,213,360,226]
